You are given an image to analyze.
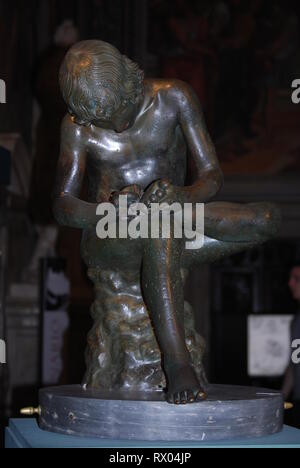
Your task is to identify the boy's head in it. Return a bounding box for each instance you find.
[59,40,144,131]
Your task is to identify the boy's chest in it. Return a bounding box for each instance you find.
[87,108,181,165]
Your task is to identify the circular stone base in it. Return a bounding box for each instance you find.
[39,385,283,442]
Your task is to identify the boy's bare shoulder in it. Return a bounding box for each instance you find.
[146,78,198,110]
[61,114,89,143]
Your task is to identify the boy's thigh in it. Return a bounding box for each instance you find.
[182,235,255,269]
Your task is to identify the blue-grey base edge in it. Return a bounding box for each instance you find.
[5,419,300,448]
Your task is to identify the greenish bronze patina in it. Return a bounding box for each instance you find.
[53,40,281,405]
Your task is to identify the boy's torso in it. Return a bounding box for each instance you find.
[82,79,188,201]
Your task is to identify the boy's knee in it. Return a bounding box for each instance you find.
[250,203,281,240]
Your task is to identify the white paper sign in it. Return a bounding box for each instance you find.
[42,312,69,385]
[42,262,70,386]
[248,315,294,377]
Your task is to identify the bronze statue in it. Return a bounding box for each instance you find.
[53,40,280,405]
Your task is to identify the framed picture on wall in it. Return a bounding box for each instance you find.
[248,315,294,377]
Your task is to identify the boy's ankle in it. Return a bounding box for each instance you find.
[163,353,190,369]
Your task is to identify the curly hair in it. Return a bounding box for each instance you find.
[59,40,145,125]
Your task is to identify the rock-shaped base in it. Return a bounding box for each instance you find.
[83,268,206,391]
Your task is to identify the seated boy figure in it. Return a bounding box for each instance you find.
[53,40,280,405]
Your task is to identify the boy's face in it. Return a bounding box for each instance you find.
[75,81,139,133]
[88,88,141,133]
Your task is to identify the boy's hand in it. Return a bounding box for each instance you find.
[110,185,142,204]
[109,185,143,218]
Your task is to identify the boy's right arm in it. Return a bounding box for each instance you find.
[52,115,98,229]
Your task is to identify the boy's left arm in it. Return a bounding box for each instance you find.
[175,80,224,204]
[142,81,224,207]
